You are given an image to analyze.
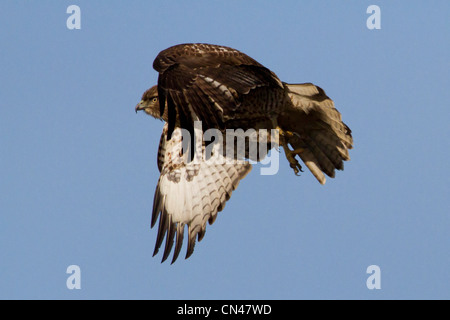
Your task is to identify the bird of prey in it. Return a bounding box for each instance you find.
[135,43,353,263]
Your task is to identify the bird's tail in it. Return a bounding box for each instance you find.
[282,83,353,184]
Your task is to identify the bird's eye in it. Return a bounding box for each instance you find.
[152,97,158,102]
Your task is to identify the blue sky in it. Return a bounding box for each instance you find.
[0,1,449,299]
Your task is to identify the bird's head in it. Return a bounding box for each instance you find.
[135,85,167,121]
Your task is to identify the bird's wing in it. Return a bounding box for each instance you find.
[153,43,283,139]
[152,123,252,263]
[284,83,353,184]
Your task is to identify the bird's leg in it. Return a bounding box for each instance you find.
[276,126,304,176]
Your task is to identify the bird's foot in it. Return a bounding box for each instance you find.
[285,147,304,176]
[276,126,304,176]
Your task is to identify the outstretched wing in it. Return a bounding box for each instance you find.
[153,43,283,139]
[152,123,252,263]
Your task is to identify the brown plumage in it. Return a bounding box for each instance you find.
[136,43,353,263]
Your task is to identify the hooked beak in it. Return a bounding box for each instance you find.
[135,101,145,114]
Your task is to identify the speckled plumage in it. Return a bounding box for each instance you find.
[136,43,353,263]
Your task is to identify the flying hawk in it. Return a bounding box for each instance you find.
[136,43,353,263]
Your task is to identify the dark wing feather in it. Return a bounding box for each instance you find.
[153,43,283,138]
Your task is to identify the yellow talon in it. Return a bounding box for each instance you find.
[276,126,304,175]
